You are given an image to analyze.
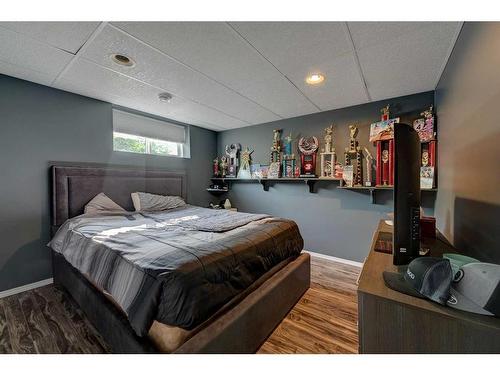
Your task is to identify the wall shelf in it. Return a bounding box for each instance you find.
[210,177,437,203]
[338,185,437,204]
[210,177,341,193]
[206,188,229,195]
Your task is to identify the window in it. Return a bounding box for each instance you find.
[112,109,189,158]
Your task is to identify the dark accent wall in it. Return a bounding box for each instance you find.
[435,22,500,263]
[217,91,435,263]
[0,74,216,292]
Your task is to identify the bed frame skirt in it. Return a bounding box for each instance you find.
[52,251,310,353]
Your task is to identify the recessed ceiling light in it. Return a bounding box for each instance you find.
[111,53,135,67]
[306,73,325,85]
[158,92,173,103]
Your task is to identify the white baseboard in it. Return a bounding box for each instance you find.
[305,250,363,268]
[0,278,53,299]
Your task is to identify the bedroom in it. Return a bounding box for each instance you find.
[1,0,499,373]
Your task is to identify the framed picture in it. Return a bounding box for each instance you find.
[267,162,281,179]
[342,165,354,187]
[250,163,261,178]
[254,165,269,179]
[420,166,434,189]
[369,118,400,142]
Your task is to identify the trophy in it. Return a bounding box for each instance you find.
[349,124,359,153]
[213,157,220,177]
[354,146,363,186]
[269,129,282,178]
[320,125,337,179]
[282,133,296,178]
[373,105,397,186]
[219,156,228,178]
[225,143,240,178]
[422,149,429,167]
[237,147,254,179]
[381,105,390,121]
[364,147,373,187]
[344,147,350,166]
[381,149,390,185]
[298,136,319,177]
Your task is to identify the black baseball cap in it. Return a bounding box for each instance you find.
[383,257,453,305]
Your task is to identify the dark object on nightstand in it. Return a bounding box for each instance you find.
[375,232,393,254]
[421,216,437,238]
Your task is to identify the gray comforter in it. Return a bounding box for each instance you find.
[49,205,303,336]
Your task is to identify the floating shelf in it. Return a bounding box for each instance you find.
[209,177,437,202]
[206,188,229,195]
[210,177,341,193]
[338,185,437,204]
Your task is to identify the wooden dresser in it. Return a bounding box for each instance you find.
[357,220,500,353]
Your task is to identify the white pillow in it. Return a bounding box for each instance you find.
[131,192,186,212]
[84,193,126,214]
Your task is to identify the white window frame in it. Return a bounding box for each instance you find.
[112,108,190,159]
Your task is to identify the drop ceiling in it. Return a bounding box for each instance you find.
[0,21,462,131]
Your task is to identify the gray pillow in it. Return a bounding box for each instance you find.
[84,193,126,214]
[131,192,186,212]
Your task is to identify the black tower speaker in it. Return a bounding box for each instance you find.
[393,123,421,265]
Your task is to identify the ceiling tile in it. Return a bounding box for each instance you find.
[55,58,244,130]
[352,22,461,101]
[348,22,432,50]
[78,24,278,125]
[0,26,73,83]
[229,22,368,111]
[0,22,100,54]
[229,22,352,75]
[0,60,54,86]
[111,22,319,118]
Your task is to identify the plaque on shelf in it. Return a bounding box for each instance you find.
[342,165,354,187]
[268,162,281,179]
[420,166,435,189]
[250,163,261,179]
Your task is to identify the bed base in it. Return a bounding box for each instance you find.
[52,251,310,354]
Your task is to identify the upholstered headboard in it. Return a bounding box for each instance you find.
[51,165,187,231]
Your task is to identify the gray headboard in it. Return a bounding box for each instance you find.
[51,165,187,230]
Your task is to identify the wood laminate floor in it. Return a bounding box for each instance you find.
[0,255,360,354]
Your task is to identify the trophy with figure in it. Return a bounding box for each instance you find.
[320,124,337,179]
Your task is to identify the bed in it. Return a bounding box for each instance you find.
[49,164,310,353]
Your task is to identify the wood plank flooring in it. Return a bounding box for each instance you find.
[257,256,360,353]
[0,255,360,354]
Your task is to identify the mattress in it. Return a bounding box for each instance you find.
[49,205,304,337]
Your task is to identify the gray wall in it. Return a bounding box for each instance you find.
[0,74,217,292]
[435,22,500,263]
[218,91,435,263]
